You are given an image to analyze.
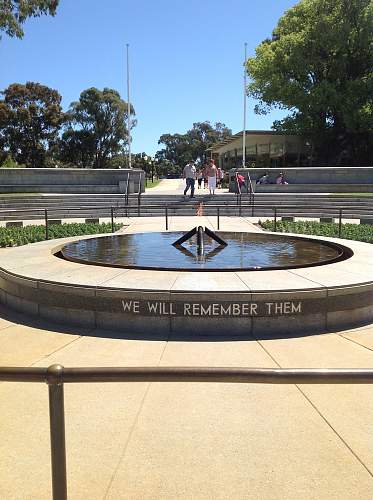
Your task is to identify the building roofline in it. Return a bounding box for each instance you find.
[210,130,298,152]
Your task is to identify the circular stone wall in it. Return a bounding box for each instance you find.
[0,230,372,337]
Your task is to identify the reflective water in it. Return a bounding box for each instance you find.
[59,231,351,271]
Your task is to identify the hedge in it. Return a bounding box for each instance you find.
[259,220,373,243]
[0,222,123,248]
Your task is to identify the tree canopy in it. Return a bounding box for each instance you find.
[247,0,373,165]
[60,87,136,169]
[0,82,64,167]
[0,0,59,39]
[156,121,232,170]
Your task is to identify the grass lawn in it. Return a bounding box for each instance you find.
[145,179,161,188]
[0,192,41,198]
[331,193,373,197]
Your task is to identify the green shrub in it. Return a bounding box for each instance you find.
[0,155,24,168]
[259,220,373,243]
[0,222,123,247]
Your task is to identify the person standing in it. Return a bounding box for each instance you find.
[276,172,288,185]
[217,166,223,188]
[197,169,203,189]
[183,160,196,198]
[201,161,209,189]
[206,159,218,195]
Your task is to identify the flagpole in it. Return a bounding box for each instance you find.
[126,43,132,169]
[242,42,247,168]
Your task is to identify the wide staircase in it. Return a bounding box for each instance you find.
[1,191,373,221]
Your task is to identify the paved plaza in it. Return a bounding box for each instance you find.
[1,212,373,499]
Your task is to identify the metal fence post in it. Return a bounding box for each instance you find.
[274,207,277,232]
[44,209,49,240]
[338,208,342,238]
[165,206,169,230]
[47,364,67,500]
[111,207,114,233]
[217,207,220,230]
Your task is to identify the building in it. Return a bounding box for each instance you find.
[208,130,308,170]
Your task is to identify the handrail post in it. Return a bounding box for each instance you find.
[111,207,114,233]
[274,207,277,232]
[338,208,342,237]
[165,206,169,230]
[47,365,67,500]
[217,207,220,230]
[45,209,49,240]
[137,172,143,208]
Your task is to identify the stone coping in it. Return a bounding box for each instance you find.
[0,230,373,336]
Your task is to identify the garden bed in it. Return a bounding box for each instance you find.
[0,222,123,247]
[260,220,373,243]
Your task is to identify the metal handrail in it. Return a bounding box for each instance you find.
[2,364,373,500]
[125,172,130,205]
[3,365,373,384]
[137,170,143,207]
[246,169,255,204]
[2,202,373,239]
[2,202,373,216]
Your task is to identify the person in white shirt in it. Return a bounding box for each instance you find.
[183,161,197,198]
[206,159,218,195]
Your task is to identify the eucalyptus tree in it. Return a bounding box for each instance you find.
[0,0,59,39]
[0,81,64,167]
[156,121,232,169]
[62,87,136,169]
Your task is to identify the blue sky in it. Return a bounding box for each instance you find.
[0,0,298,155]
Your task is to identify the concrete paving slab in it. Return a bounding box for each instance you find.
[107,378,373,500]
[43,264,128,287]
[291,265,371,288]
[0,324,78,366]
[237,269,325,291]
[0,333,168,500]
[255,332,373,477]
[171,271,249,292]
[0,383,52,499]
[102,269,180,290]
[340,325,373,350]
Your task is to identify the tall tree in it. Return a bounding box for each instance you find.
[0,0,59,39]
[156,121,232,169]
[61,87,136,169]
[0,82,64,167]
[247,0,373,165]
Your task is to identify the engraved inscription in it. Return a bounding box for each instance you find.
[121,300,303,318]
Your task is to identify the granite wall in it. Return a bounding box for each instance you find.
[0,168,145,194]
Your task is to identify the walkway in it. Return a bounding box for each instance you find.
[145,178,230,195]
[1,216,373,499]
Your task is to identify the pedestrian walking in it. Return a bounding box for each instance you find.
[183,160,197,198]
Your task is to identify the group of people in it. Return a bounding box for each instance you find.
[183,159,224,198]
[256,172,289,185]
